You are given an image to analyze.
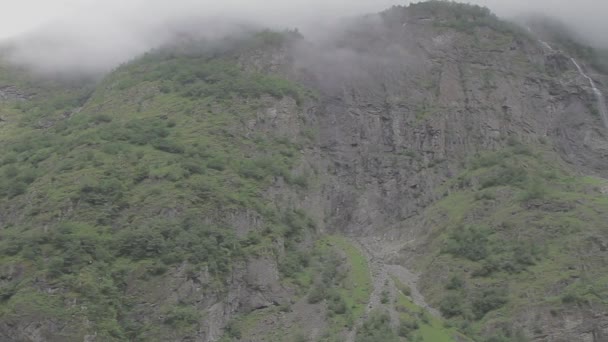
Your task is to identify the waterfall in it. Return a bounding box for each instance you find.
[533,29,608,130]
[540,40,554,52]
[570,58,608,129]
[526,26,555,52]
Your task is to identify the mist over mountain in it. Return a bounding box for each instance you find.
[478,0,608,46]
[1,0,607,75]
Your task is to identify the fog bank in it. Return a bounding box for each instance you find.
[1,0,606,75]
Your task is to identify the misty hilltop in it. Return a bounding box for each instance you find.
[2,0,608,75]
[0,1,607,342]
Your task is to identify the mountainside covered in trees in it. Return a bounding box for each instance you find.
[0,2,607,342]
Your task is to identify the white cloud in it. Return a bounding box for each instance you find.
[1,0,606,75]
[0,0,88,39]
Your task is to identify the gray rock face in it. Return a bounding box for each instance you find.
[222,9,608,341]
[287,11,607,242]
[104,257,289,342]
[277,9,607,342]
[0,85,29,101]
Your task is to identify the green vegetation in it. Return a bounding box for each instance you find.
[0,31,316,340]
[312,236,372,341]
[415,100,437,121]
[325,236,372,317]
[407,1,529,37]
[355,311,400,342]
[417,140,608,339]
[126,58,307,103]
[219,236,372,342]
[392,277,464,342]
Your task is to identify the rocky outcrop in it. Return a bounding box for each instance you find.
[284,7,607,241]
[0,85,29,101]
[280,6,608,341]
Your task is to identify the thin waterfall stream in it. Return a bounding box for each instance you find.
[570,58,608,129]
[530,26,608,129]
[538,36,608,129]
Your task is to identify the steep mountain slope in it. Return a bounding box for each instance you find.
[290,3,608,341]
[0,2,607,342]
[0,32,321,341]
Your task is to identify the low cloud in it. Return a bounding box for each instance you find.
[1,0,607,75]
[476,0,608,47]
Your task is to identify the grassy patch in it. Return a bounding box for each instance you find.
[415,143,608,339]
[222,235,372,341]
[324,236,372,319]
[304,236,373,341]
[393,280,465,342]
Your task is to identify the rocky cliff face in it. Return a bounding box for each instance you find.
[287,4,608,233]
[288,6,608,341]
[0,2,607,342]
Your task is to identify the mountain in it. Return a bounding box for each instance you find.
[0,2,607,341]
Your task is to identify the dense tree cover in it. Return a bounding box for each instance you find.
[0,30,315,340]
